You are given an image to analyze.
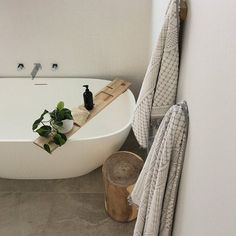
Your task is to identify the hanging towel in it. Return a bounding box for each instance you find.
[129,101,189,236]
[132,0,180,148]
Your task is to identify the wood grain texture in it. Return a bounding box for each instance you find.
[102,151,143,222]
[180,0,188,21]
[34,79,131,152]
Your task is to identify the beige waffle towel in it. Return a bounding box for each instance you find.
[132,0,180,148]
[129,101,188,236]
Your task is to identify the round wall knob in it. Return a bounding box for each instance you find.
[17,63,24,71]
[52,63,58,71]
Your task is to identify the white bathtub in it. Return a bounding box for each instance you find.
[0,78,135,179]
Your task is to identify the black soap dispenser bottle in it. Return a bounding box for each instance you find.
[83,85,94,110]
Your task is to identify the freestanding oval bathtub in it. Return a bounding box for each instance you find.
[0,78,135,179]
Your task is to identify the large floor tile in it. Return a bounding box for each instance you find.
[18,193,55,236]
[0,193,20,236]
[43,193,135,236]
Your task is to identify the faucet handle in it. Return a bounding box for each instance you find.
[17,63,24,71]
[52,63,58,71]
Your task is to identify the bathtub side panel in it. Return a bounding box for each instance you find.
[0,127,130,179]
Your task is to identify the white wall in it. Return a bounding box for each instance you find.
[0,0,152,95]
[151,0,169,48]
[174,0,236,235]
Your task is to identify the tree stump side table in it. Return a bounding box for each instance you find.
[102,151,144,222]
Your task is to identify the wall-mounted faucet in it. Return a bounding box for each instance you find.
[31,63,42,80]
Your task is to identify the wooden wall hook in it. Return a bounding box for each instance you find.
[180,0,188,21]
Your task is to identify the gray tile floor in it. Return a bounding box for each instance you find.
[0,131,146,236]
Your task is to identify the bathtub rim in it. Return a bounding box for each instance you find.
[0,116,134,143]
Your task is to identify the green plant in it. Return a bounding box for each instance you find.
[32,101,73,154]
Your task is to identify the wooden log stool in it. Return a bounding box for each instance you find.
[102,151,143,222]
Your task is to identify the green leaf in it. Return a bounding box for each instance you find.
[61,108,73,120]
[50,107,73,122]
[54,121,63,127]
[43,144,51,154]
[53,133,67,146]
[32,118,43,131]
[57,109,64,121]
[49,110,56,120]
[57,101,64,111]
[60,133,67,142]
[32,110,49,131]
[41,109,49,118]
[64,110,73,120]
[36,125,52,137]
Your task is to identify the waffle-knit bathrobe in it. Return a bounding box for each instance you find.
[129,101,189,236]
[132,0,180,148]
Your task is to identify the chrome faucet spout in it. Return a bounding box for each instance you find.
[31,63,42,80]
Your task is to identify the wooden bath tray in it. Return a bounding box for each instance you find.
[34,79,131,153]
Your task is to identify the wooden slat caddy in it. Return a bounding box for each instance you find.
[34,79,131,152]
